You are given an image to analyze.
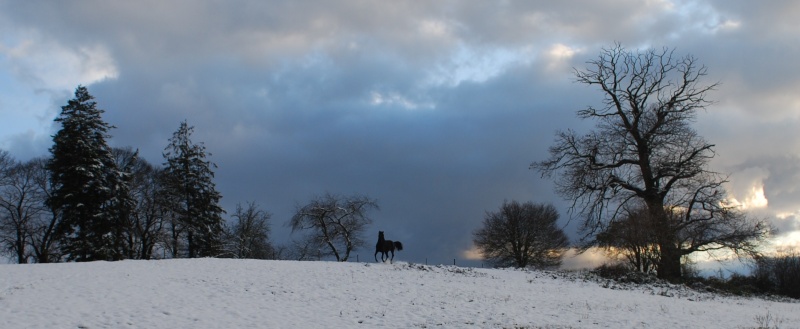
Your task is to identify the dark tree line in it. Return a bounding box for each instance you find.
[753,251,800,299]
[3,43,776,274]
[0,86,274,263]
[0,86,383,264]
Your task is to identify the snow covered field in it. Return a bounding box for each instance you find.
[1,259,798,328]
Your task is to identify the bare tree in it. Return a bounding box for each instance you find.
[289,193,376,262]
[532,43,769,280]
[0,156,63,263]
[225,201,273,259]
[473,200,569,269]
[595,205,659,273]
[0,151,37,263]
[26,157,62,263]
[0,150,12,182]
[0,159,48,263]
[284,236,321,261]
[113,147,169,260]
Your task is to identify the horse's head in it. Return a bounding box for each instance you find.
[378,231,384,238]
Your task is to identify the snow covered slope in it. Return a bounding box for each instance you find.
[0,259,797,328]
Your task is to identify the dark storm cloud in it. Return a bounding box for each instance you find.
[2,0,800,264]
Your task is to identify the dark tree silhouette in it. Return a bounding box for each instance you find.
[225,201,273,259]
[162,121,225,258]
[289,193,376,262]
[26,157,62,263]
[532,44,769,280]
[473,200,568,268]
[113,147,168,260]
[0,157,46,263]
[47,86,129,261]
[595,205,659,274]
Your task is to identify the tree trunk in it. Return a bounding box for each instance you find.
[38,251,50,263]
[646,199,683,281]
[657,243,682,281]
[14,225,26,263]
[187,230,194,258]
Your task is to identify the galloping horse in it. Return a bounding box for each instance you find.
[374,231,403,263]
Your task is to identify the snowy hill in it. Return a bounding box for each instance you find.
[1,259,797,328]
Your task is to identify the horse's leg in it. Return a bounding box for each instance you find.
[375,250,379,262]
[390,249,394,264]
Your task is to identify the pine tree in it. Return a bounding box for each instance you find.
[47,85,128,261]
[162,121,225,258]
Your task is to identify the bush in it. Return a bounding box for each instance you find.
[593,263,661,284]
[594,263,631,279]
[753,252,800,299]
[686,273,762,296]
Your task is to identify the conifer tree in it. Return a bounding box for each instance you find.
[162,121,224,258]
[47,86,127,261]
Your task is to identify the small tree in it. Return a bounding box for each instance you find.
[113,147,168,260]
[225,201,273,259]
[473,200,569,268]
[0,158,47,263]
[162,121,225,258]
[26,157,63,263]
[595,205,659,273]
[289,193,376,262]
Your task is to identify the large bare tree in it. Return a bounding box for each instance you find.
[532,44,769,280]
[289,193,376,262]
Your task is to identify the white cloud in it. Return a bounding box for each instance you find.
[727,185,769,210]
[417,19,453,39]
[544,43,582,72]
[2,31,118,90]
[369,91,434,110]
[461,245,483,261]
[772,231,800,252]
[560,248,610,270]
[726,167,770,210]
[425,44,520,87]
[667,0,742,37]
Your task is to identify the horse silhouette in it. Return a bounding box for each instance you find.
[374,231,403,263]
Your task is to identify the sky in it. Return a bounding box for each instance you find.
[1,0,799,267]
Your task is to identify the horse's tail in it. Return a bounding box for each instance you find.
[394,241,403,251]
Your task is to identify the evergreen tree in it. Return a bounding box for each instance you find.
[162,121,224,258]
[47,85,128,261]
